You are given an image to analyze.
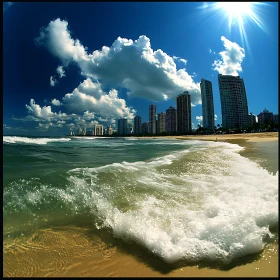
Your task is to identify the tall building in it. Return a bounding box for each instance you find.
[166,106,177,133]
[134,116,142,135]
[157,112,166,134]
[118,118,128,135]
[149,104,156,135]
[106,125,113,135]
[127,122,133,134]
[200,78,215,131]
[78,127,83,136]
[257,109,274,126]
[273,114,278,125]
[248,113,257,127]
[177,91,192,134]
[94,124,104,136]
[218,74,249,129]
[141,122,149,134]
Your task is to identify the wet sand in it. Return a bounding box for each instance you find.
[3,133,278,277]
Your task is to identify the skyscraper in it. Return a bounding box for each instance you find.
[166,106,177,134]
[157,112,166,134]
[149,104,156,135]
[177,91,192,134]
[118,118,128,135]
[134,116,142,135]
[200,78,214,131]
[218,74,249,130]
[94,124,104,136]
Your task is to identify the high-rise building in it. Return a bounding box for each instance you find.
[218,74,249,129]
[134,116,142,135]
[166,106,177,133]
[127,122,133,134]
[94,124,104,136]
[200,78,215,131]
[78,127,83,135]
[118,118,128,135]
[149,104,156,135]
[273,114,278,125]
[141,122,149,134]
[106,125,113,135]
[157,112,166,134]
[257,109,274,126]
[177,91,192,134]
[248,113,257,127]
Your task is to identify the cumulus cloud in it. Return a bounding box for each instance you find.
[212,36,245,76]
[214,114,218,120]
[51,98,61,106]
[50,76,57,86]
[196,116,203,122]
[56,65,65,78]
[35,18,201,105]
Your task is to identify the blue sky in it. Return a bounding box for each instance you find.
[3,2,278,136]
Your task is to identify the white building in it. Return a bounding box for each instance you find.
[94,124,104,136]
[218,74,249,129]
[200,78,215,131]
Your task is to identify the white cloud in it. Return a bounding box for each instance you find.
[35,18,202,105]
[196,116,203,121]
[51,98,61,106]
[212,36,245,76]
[50,76,57,86]
[214,114,218,120]
[179,58,187,64]
[56,65,65,78]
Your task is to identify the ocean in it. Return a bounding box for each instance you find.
[3,136,278,275]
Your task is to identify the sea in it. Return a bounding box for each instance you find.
[3,135,278,275]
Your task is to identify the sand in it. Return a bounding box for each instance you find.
[3,132,278,277]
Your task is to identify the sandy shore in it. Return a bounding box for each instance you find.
[4,133,278,277]
[136,131,278,143]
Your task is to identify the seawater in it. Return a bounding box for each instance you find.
[3,136,278,265]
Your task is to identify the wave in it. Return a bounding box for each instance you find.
[4,141,278,264]
[3,136,71,145]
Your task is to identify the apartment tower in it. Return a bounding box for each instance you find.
[133,116,142,135]
[177,91,192,134]
[149,104,156,134]
[166,106,177,133]
[118,118,128,135]
[218,74,249,129]
[200,78,215,131]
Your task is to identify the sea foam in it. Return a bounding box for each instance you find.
[3,136,71,145]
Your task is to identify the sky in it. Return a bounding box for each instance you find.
[3,2,278,136]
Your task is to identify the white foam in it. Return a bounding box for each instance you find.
[3,136,71,145]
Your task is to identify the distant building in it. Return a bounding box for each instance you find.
[200,78,215,131]
[134,116,142,135]
[157,112,166,134]
[149,104,156,135]
[94,124,104,136]
[257,109,274,126]
[166,106,177,133]
[127,122,133,134]
[106,125,113,135]
[78,127,83,136]
[118,119,128,135]
[273,114,278,125]
[86,129,94,136]
[248,113,257,127]
[141,122,149,134]
[177,91,192,134]
[218,74,249,129]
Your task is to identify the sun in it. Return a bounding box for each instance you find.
[216,2,253,27]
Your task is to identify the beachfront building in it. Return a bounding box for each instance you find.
[127,122,133,134]
[257,109,274,126]
[157,112,166,134]
[134,116,142,135]
[200,78,215,131]
[248,113,257,127]
[177,91,192,134]
[86,129,94,136]
[77,127,86,136]
[166,106,177,133]
[218,74,249,130]
[149,104,156,135]
[141,122,149,134]
[118,118,128,135]
[106,125,113,135]
[94,124,104,136]
[273,114,278,125]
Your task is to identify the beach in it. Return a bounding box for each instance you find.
[3,132,278,277]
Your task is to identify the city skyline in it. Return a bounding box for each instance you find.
[3,2,278,136]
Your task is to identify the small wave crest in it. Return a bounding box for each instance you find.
[3,136,71,145]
